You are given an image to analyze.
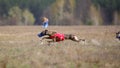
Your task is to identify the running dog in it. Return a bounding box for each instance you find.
[116,31,120,40]
[38,30,85,43]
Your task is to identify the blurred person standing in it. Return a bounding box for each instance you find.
[41,17,49,29]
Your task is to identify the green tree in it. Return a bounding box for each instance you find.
[0,0,56,25]
[92,0,120,25]
[22,9,35,25]
[8,6,22,25]
[92,0,120,11]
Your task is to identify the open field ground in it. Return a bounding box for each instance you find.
[0,26,120,68]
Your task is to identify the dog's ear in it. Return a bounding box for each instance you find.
[44,29,48,35]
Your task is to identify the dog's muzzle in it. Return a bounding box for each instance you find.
[38,32,45,37]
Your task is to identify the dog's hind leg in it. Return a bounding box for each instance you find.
[72,36,85,42]
[79,39,85,42]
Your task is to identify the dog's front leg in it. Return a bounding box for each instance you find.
[40,37,50,41]
[53,37,57,42]
[40,37,49,44]
[47,38,56,46]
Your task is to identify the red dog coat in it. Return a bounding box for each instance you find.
[49,33,65,42]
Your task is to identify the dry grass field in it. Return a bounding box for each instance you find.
[0,26,120,68]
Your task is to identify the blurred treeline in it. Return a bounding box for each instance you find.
[0,0,120,25]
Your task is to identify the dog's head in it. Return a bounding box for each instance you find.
[38,30,57,37]
[38,30,48,37]
[116,31,120,40]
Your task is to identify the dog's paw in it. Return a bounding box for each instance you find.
[40,42,44,45]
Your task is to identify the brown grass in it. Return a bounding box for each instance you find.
[0,26,120,68]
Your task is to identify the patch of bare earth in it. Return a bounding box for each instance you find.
[0,26,120,68]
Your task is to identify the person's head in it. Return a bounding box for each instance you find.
[40,17,48,22]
